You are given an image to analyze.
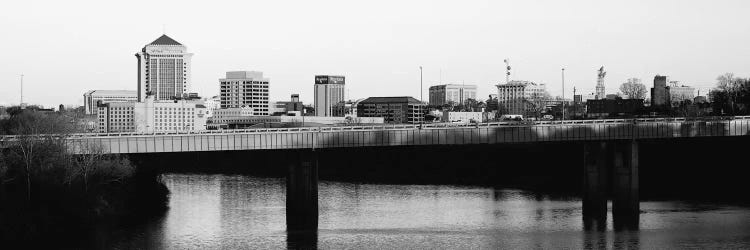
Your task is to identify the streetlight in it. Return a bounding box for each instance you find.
[20,74,24,107]
[420,66,423,125]
[561,68,565,121]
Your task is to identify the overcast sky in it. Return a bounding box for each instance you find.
[1,0,749,107]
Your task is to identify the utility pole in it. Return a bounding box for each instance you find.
[420,66,423,125]
[561,68,565,120]
[20,74,24,107]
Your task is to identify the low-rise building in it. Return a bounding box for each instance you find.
[271,94,304,115]
[441,111,483,123]
[586,99,644,118]
[84,90,137,115]
[669,81,695,106]
[357,96,427,124]
[97,96,207,133]
[204,95,220,118]
[209,115,384,129]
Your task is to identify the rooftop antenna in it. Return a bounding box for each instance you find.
[504,59,511,84]
[162,24,166,35]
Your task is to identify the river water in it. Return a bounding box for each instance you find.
[95,174,750,249]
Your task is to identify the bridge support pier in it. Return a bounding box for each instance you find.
[613,140,639,230]
[582,140,639,231]
[583,142,608,231]
[286,150,319,232]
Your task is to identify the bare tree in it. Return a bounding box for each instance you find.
[714,73,750,114]
[4,109,76,200]
[619,78,648,99]
[716,73,736,92]
[525,91,551,118]
[70,141,106,192]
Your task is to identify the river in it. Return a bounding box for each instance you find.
[92,174,750,249]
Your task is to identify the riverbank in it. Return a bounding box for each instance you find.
[0,145,169,247]
[0,107,171,246]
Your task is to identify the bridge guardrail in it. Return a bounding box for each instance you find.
[1,116,750,140]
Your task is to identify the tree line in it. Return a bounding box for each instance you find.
[0,107,169,245]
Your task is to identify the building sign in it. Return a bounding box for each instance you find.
[329,76,344,84]
[315,75,329,84]
[315,75,345,85]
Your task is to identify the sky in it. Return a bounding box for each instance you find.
[1,0,749,108]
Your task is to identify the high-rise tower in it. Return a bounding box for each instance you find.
[219,71,270,115]
[595,66,606,99]
[135,35,193,102]
[314,75,346,116]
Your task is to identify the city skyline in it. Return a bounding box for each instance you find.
[2,0,749,108]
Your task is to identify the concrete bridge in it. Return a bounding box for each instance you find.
[1,117,747,154]
[2,116,750,232]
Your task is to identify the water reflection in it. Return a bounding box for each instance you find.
[96,174,750,249]
[287,231,317,250]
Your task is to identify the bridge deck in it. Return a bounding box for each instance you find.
[2,117,750,154]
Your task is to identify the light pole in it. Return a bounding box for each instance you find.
[561,68,565,120]
[419,66,423,125]
[20,74,24,107]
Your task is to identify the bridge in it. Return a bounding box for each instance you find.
[1,117,748,154]
[2,116,750,232]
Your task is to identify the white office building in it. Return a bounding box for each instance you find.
[135,34,193,102]
[219,71,270,115]
[84,90,137,115]
[668,81,695,105]
[203,95,221,118]
[97,96,207,133]
[441,111,483,123]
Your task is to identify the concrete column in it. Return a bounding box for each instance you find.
[583,141,608,231]
[612,140,639,230]
[286,150,319,231]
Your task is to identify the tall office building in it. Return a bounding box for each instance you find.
[314,75,346,116]
[219,71,270,115]
[135,34,193,102]
[83,90,137,115]
[428,84,477,106]
[651,75,670,108]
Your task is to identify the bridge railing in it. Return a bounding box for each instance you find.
[1,116,750,141]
